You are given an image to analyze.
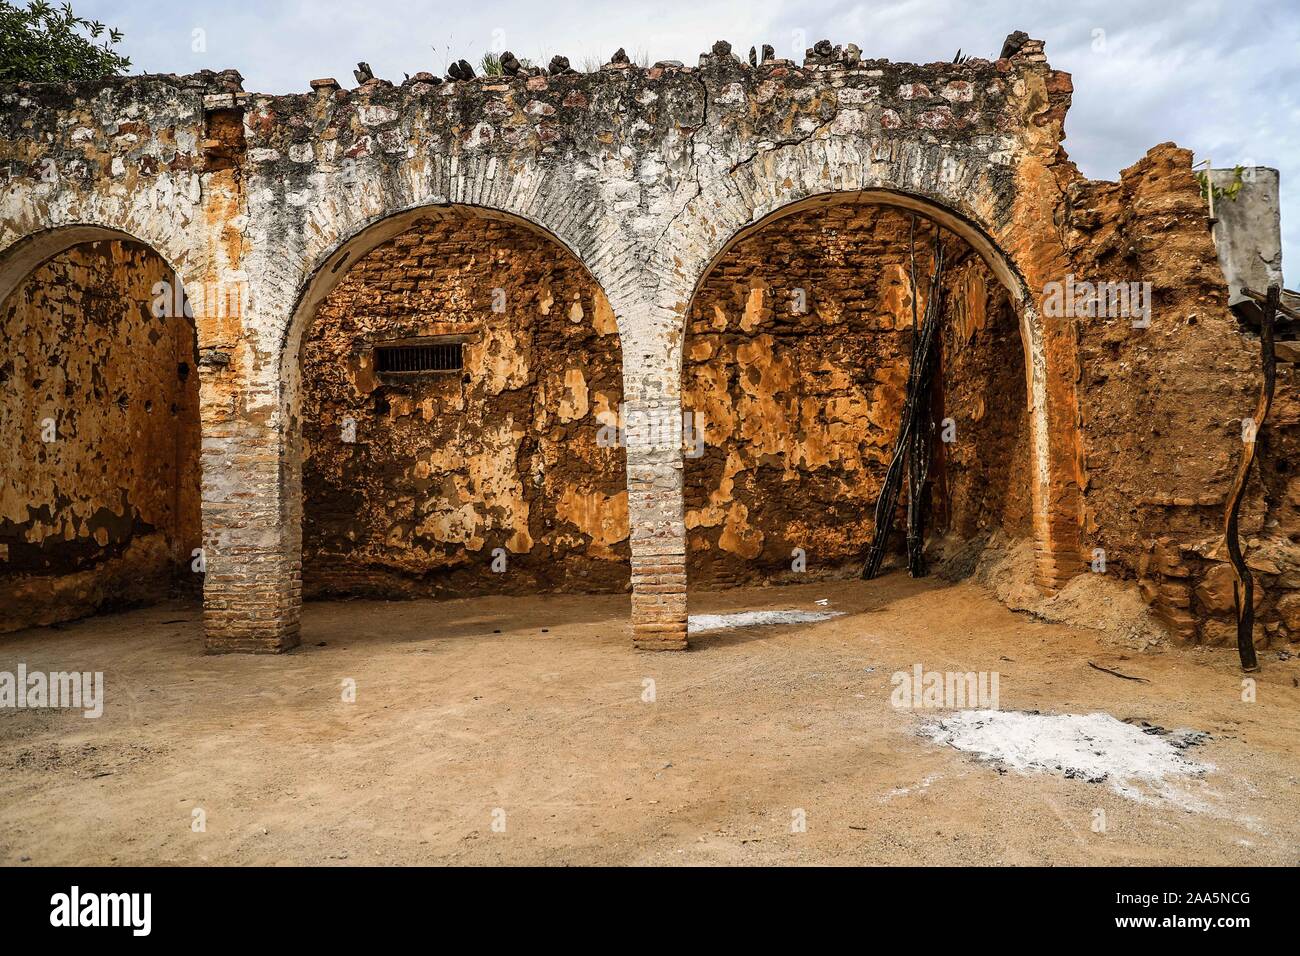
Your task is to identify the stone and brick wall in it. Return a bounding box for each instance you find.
[0,241,202,631]
[683,203,1029,586]
[301,212,629,597]
[0,36,1288,653]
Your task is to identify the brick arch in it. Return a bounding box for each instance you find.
[0,139,213,318]
[237,201,636,650]
[657,135,1026,329]
[670,185,1082,592]
[262,139,654,359]
[0,224,204,329]
[205,153,677,651]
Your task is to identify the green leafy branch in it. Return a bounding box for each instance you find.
[0,0,131,84]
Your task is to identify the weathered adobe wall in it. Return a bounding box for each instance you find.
[5,39,1278,653]
[683,204,1028,586]
[0,241,202,632]
[302,213,629,597]
[1257,360,1300,645]
[2,41,1085,652]
[1063,143,1296,648]
[934,255,1032,543]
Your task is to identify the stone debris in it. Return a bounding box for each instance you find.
[401,71,441,88]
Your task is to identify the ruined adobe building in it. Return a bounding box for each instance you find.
[1,34,1294,653]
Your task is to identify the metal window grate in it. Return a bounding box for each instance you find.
[374,342,463,374]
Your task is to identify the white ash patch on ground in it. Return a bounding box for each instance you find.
[920,710,1213,807]
[687,609,846,634]
[880,773,943,803]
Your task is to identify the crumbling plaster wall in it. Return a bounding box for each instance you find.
[935,255,1033,544]
[0,241,201,631]
[302,212,628,596]
[1062,144,1296,648]
[683,203,1028,586]
[3,34,1269,652]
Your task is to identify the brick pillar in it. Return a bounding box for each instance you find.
[624,399,689,650]
[198,359,301,653]
[191,96,302,652]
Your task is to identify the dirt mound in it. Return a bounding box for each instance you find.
[937,533,1170,649]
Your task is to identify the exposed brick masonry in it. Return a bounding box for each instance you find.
[1,36,1287,651]
[303,211,629,597]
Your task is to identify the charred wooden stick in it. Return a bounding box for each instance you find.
[905,236,944,578]
[1087,661,1150,683]
[907,313,938,577]
[906,217,925,577]
[1241,286,1299,323]
[1223,284,1278,672]
[864,232,946,580]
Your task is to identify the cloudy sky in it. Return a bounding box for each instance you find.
[76,0,1298,275]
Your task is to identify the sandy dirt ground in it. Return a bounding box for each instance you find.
[1,574,1297,866]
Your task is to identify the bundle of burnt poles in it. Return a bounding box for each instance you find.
[863,217,946,582]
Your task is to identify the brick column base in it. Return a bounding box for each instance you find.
[1032,510,1083,593]
[203,567,301,653]
[1033,549,1081,593]
[203,622,300,654]
[198,415,303,653]
[631,552,687,650]
[625,421,689,650]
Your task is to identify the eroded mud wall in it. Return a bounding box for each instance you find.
[0,241,202,631]
[935,256,1032,544]
[1064,143,1297,648]
[301,213,629,597]
[682,204,1029,586]
[1258,360,1300,646]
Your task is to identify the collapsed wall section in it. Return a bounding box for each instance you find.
[1063,144,1296,647]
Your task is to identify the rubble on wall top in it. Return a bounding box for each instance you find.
[0,33,1050,102]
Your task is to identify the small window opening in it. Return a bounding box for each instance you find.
[374,341,463,374]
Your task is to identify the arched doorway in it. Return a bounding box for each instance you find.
[681,196,1033,588]
[0,235,202,631]
[291,205,630,601]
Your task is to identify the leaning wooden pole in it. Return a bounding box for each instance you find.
[1223,283,1279,672]
[905,218,927,577]
[906,307,938,577]
[864,230,945,580]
